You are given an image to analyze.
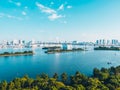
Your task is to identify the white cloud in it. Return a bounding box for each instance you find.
[59,20,67,24]
[50,2,54,5]
[67,6,72,9]
[36,2,56,14]
[22,11,27,16]
[16,2,21,6]
[7,15,23,20]
[58,4,64,10]
[48,14,63,21]
[0,13,23,20]
[9,0,21,6]
[25,6,28,9]
[36,2,64,21]
[7,15,13,18]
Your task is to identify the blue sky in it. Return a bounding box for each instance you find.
[0,0,120,42]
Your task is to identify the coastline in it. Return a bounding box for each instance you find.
[0,51,34,57]
[94,46,120,51]
[45,48,85,54]
[0,53,34,57]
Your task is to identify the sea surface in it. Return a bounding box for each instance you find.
[0,48,120,81]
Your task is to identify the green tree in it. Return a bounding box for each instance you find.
[74,84,85,90]
[13,78,21,89]
[61,86,75,90]
[7,81,15,90]
[61,73,68,84]
[53,73,59,80]
[0,80,7,90]
[40,73,49,80]
[93,68,100,77]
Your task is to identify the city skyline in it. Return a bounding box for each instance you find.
[1,39,120,44]
[0,0,120,41]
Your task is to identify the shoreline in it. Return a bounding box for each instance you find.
[0,53,34,57]
[45,48,85,54]
[94,46,120,51]
[0,51,34,57]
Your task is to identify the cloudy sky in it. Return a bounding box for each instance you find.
[0,0,120,42]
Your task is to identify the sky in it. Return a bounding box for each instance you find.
[0,0,120,42]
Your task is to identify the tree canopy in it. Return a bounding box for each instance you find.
[0,66,120,90]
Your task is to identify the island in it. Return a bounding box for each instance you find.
[0,51,34,57]
[42,46,61,50]
[94,46,120,50]
[45,48,85,54]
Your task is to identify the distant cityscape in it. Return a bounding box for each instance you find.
[95,39,119,46]
[0,40,93,49]
[0,39,120,49]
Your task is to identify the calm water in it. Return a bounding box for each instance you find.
[0,48,120,81]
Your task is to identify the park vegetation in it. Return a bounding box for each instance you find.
[94,46,120,50]
[45,48,84,54]
[0,65,120,90]
[0,51,34,56]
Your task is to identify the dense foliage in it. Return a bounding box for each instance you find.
[0,51,33,56]
[94,46,120,50]
[0,66,120,90]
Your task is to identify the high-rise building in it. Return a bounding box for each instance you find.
[13,40,19,45]
[112,39,118,45]
[96,39,119,46]
[106,40,110,45]
[96,39,106,45]
[96,40,99,45]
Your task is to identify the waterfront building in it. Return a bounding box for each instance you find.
[18,40,23,45]
[62,43,73,50]
[96,40,99,45]
[96,39,119,46]
[112,39,118,45]
[62,43,67,50]
[13,40,19,45]
[2,40,7,45]
[96,39,106,45]
[106,40,110,45]
[103,39,105,45]
[72,41,78,45]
